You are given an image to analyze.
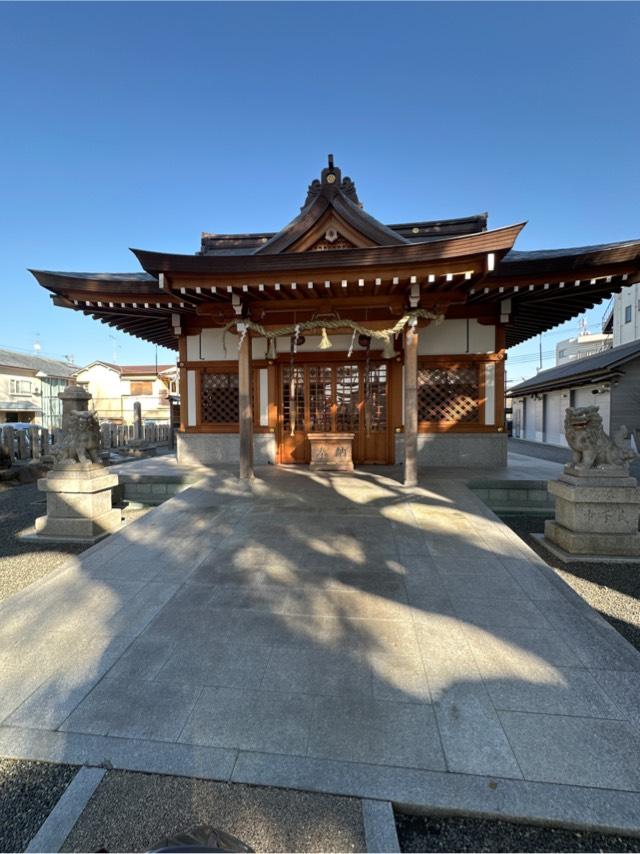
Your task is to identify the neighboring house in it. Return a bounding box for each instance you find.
[73,361,177,424]
[604,282,640,347]
[0,347,76,430]
[509,338,640,447]
[555,332,611,365]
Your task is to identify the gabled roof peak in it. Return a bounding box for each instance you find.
[302,154,362,210]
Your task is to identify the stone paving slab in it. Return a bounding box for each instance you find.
[3,465,640,835]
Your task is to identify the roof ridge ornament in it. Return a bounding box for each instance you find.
[302,155,361,209]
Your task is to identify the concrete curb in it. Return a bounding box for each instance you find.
[362,799,400,852]
[25,766,106,853]
[3,726,640,839]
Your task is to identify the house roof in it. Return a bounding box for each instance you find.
[0,347,76,377]
[508,338,640,396]
[75,361,173,375]
[121,364,173,375]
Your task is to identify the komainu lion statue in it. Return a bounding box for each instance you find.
[565,405,637,471]
[54,410,101,465]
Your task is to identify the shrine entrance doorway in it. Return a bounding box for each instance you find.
[277,360,392,465]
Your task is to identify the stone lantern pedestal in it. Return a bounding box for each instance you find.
[543,466,640,558]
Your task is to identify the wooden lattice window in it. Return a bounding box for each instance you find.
[201,372,239,424]
[418,365,480,423]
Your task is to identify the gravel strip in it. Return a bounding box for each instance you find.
[0,482,149,603]
[504,514,640,652]
[0,758,78,853]
[395,812,640,853]
[61,769,365,853]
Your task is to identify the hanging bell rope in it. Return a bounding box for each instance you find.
[221,308,444,358]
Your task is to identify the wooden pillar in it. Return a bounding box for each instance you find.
[238,331,254,480]
[404,321,418,487]
[178,337,187,432]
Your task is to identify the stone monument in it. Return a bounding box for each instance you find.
[308,432,355,472]
[29,383,121,544]
[542,406,640,559]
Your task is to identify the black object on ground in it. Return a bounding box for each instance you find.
[150,824,253,853]
[395,811,640,853]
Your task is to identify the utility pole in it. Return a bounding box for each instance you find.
[538,334,542,371]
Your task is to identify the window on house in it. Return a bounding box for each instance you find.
[130,381,153,396]
[558,349,566,358]
[625,305,632,323]
[10,379,31,394]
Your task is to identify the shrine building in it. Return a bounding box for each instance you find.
[31,157,640,484]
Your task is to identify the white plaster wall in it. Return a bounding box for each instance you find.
[523,397,542,441]
[511,398,523,438]
[484,362,495,425]
[573,385,610,431]
[613,283,640,348]
[544,390,567,446]
[187,371,196,427]
[418,320,495,355]
[259,368,269,427]
[274,334,359,354]
[74,363,122,421]
[597,390,611,433]
[187,329,237,361]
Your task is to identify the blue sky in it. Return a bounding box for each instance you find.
[1,2,638,378]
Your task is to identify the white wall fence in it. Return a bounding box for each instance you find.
[0,422,170,463]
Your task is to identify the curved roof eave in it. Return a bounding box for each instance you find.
[495,238,640,277]
[130,222,526,277]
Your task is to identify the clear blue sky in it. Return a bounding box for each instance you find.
[1,2,639,377]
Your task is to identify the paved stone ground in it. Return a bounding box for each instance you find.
[2,465,640,834]
[61,769,365,852]
[506,514,640,653]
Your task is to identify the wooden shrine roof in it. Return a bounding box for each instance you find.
[200,214,489,255]
[29,158,640,352]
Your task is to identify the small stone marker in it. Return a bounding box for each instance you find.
[308,432,355,471]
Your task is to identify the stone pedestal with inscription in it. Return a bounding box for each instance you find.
[308,432,355,472]
[543,466,640,557]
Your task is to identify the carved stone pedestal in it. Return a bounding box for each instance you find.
[30,463,121,544]
[544,466,640,557]
[308,433,355,472]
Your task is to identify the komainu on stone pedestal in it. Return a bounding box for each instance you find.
[564,405,636,472]
[544,406,640,557]
[52,410,101,465]
[27,408,121,544]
